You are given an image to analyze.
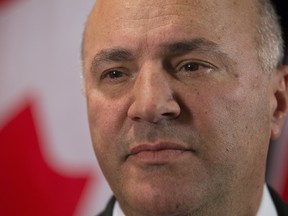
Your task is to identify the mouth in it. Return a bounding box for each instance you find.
[127,142,195,165]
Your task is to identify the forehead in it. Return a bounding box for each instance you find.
[85,0,258,61]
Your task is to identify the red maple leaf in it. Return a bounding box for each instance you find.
[0,99,91,216]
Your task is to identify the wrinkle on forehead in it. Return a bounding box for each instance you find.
[90,0,212,27]
[84,0,260,68]
[87,0,258,36]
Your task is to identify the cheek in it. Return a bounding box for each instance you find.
[187,81,271,161]
[87,92,127,153]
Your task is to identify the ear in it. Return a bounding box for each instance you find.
[270,65,288,140]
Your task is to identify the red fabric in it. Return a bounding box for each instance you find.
[0,100,91,216]
[0,0,19,9]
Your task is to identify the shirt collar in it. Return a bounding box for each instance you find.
[256,184,278,216]
[113,184,278,216]
[113,200,125,216]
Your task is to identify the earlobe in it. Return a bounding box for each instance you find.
[270,65,288,140]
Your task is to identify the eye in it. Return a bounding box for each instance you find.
[100,69,126,80]
[107,70,123,79]
[181,63,201,72]
[178,62,212,73]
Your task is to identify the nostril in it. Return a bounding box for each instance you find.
[161,110,179,119]
[162,112,178,118]
[132,116,141,121]
[127,89,181,122]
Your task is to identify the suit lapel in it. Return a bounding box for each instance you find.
[97,197,116,216]
[268,186,288,216]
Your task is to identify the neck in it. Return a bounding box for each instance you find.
[120,183,264,216]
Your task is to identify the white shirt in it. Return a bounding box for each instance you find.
[113,201,125,216]
[113,184,277,216]
[256,184,278,216]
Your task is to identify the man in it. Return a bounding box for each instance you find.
[82,0,288,215]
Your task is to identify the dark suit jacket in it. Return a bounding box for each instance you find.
[97,197,115,216]
[268,186,288,216]
[97,187,288,216]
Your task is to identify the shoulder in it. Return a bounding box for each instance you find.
[268,186,288,216]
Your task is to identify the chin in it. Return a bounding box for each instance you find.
[119,183,196,216]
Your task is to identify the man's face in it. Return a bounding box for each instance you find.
[83,0,283,215]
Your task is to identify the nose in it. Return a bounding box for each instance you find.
[127,63,181,123]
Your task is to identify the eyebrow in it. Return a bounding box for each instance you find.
[162,38,235,72]
[162,38,220,56]
[90,38,231,73]
[90,48,134,73]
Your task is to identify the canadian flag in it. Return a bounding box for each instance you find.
[0,1,287,216]
[0,0,111,215]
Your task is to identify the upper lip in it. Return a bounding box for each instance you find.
[129,142,192,155]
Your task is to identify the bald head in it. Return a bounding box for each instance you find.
[82,0,284,74]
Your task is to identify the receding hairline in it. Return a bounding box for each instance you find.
[81,0,284,73]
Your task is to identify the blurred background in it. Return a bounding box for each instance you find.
[0,0,287,215]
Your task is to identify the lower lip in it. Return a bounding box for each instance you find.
[129,149,188,164]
